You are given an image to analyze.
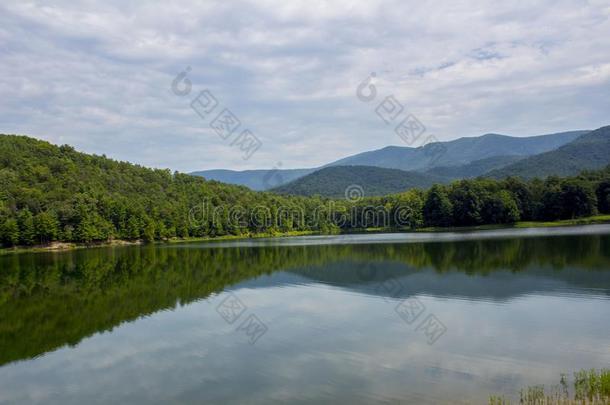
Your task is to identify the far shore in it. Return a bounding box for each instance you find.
[2,214,610,255]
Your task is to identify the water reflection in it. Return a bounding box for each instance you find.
[0,232,609,403]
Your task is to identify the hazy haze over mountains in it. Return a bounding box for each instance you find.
[190,168,316,191]
[194,126,610,197]
[192,130,588,190]
[297,127,610,196]
[325,131,587,171]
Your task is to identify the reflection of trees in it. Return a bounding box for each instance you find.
[1,234,609,366]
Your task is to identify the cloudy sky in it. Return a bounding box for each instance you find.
[1,1,609,172]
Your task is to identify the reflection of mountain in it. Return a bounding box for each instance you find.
[1,233,610,366]
[280,260,610,301]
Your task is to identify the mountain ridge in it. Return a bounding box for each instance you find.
[327,130,588,171]
[487,126,610,179]
[271,165,447,197]
[192,130,588,189]
[189,168,316,191]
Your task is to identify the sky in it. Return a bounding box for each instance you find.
[1,1,610,172]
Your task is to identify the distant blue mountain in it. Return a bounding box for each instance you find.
[326,130,587,171]
[191,130,588,189]
[190,168,316,191]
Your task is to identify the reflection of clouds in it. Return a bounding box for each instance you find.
[1,283,609,404]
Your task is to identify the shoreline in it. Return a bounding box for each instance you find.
[0,230,319,256]
[2,215,610,255]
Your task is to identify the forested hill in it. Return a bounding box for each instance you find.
[425,155,524,180]
[0,134,316,245]
[487,125,610,179]
[2,134,610,248]
[271,166,446,197]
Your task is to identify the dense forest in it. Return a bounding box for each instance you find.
[271,165,445,197]
[487,125,610,179]
[0,134,327,245]
[1,134,610,247]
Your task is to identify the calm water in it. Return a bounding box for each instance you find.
[1,226,610,404]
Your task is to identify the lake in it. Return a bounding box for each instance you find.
[1,225,610,404]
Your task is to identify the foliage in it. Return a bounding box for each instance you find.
[427,155,523,180]
[1,134,610,248]
[423,185,454,227]
[0,134,324,245]
[490,369,610,404]
[482,190,520,224]
[0,219,19,246]
[596,180,610,214]
[393,189,425,229]
[272,165,444,197]
[488,125,610,179]
[559,181,597,219]
[449,180,486,226]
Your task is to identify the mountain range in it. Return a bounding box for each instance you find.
[487,125,610,179]
[192,128,610,196]
[190,168,316,191]
[271,166,446,198]
[324,130,586,171]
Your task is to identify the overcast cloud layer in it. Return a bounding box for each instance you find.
[1,1,609,172]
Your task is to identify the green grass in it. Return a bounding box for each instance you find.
[514,214,610,228]
[416,214,610,233]
[490,369,610,405]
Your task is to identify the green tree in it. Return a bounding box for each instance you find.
[559,181,597,219]
[482,190,520,224]
[17,209,35,245]
[143,220,156,242]
[62,225,74,242]
[1,219,20,246]
[540,178,563,221]
[34,211,60,243]
[449,181,485,226]
[423,185,453,227]
[155,220,168,240]
[393,189,424,229]
[176,220,189,238]
[503,177,534,220]
[596,180,610,214]
[125,216,142,240]
[75,213,114,243]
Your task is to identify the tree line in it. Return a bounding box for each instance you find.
[1,134,610,247]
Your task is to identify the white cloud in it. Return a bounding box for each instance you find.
[0,0,609,171]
